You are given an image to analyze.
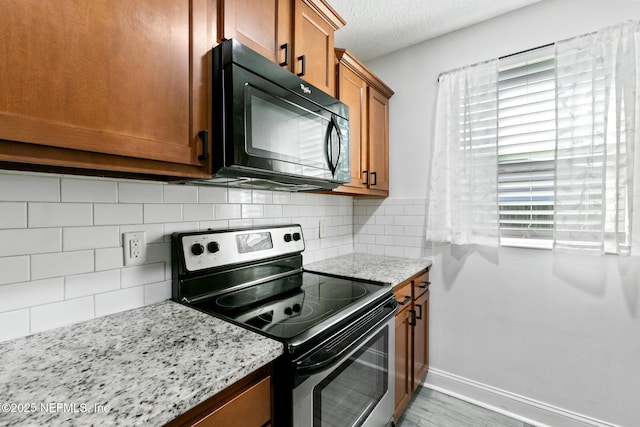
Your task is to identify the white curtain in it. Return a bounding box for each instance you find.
[427,60,500,246]
[428,21,640,255]
[554,21,640,255]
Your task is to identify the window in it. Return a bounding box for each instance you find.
[428,21,639,255]
[497,48,556,249]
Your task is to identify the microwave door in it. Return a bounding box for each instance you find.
[245,85,336,180]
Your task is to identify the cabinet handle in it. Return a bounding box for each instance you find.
[371,171,377,186]
[409,309,416,326]
[279,43,289,67]
[198,130,209,161]
[415,303,423,320]
[397,295,411,306]
[297,55,306,77]
[362,170,369,185]
[417,281,430,289]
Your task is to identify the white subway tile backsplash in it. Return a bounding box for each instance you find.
[31,251,94,280]
[198,186,227,203]
[228,188,252,204]
[65,270,121,299]
[0,172,354,342]
[183,204,214,221]
[0,309,30,341]
[61,178,118,202]
[63,226,119,251]
[0,278,64,312]
[252,190,273,204]
[0,228,61,257]
[144,280,171,305]
[121,263,165,288]
[0,173,60,202]
[0,203,27,229]
[0,256,29,285]
[242,204,264,219]
[271,192,291,204]
[163,185,198,203]
[144,204,182,223]
[264,204,283,218]
[29,203,93,228]
[95,247,124,271]
[95,287,144,317]
[119,182,163,203]
[216,203,241,219]
[94,203,143,225]
[30,296,94,333]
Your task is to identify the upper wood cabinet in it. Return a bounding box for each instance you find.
[0,0,214,180]
[219,0,344,96]
[218,0,291,65]
[333,49,393,197]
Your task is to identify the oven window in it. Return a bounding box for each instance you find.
[313,327,388,427]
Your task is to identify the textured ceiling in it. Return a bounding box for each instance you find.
[329,0,543,61]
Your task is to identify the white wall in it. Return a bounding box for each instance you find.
[360,1,640,426]
[0,170,353,342]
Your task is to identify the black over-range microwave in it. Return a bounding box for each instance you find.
[188,39,350,191]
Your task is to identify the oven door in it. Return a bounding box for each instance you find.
[292,315,395,427]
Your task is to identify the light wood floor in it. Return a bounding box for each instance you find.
[397,387,536,427]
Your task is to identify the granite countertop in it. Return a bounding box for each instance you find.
[304,253,431,287]
[0,300,283,427]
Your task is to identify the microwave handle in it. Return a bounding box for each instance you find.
[325,115,341,176]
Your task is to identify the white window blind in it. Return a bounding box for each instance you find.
[497,48,556,249]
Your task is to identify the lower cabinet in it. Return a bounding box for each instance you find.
[393,269,431,421]
[165,364,272,427]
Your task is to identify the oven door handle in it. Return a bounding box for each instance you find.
[294,299,397,377]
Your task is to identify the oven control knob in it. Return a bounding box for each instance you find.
[191,243,205,256]
[284,307,293,316]
[284,233,292,242]
[207,241,220,253]
[292,303,301,313]
[292,232,301,241]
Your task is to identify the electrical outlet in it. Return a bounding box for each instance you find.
[123,231,146,266]
[319,219,328,238]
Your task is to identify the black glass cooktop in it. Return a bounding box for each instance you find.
[192,271,387,340]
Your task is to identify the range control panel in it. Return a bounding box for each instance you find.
[179,225,305,272]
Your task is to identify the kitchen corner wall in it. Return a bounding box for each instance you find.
[0,170,353,342]
[353,197,427,259]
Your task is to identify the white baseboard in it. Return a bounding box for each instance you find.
[422,368,621,427]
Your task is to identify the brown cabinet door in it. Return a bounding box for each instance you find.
[220,0,291,66]
[293,0,335,96]
[394,304,413,422]
[412,288,429,391]
[336,63,368,191]
[0,0,211,177]
[367,86,390,193]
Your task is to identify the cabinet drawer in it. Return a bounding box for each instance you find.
[191,376,271,427]
[413,271,430,299]
[393,280,412,312]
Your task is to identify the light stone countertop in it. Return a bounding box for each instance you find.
[304,253,431,287]
[0,300,283,427]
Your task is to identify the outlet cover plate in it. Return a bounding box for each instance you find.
[123,231,146,266]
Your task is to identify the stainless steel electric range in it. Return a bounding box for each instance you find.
[171,225,397,427]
